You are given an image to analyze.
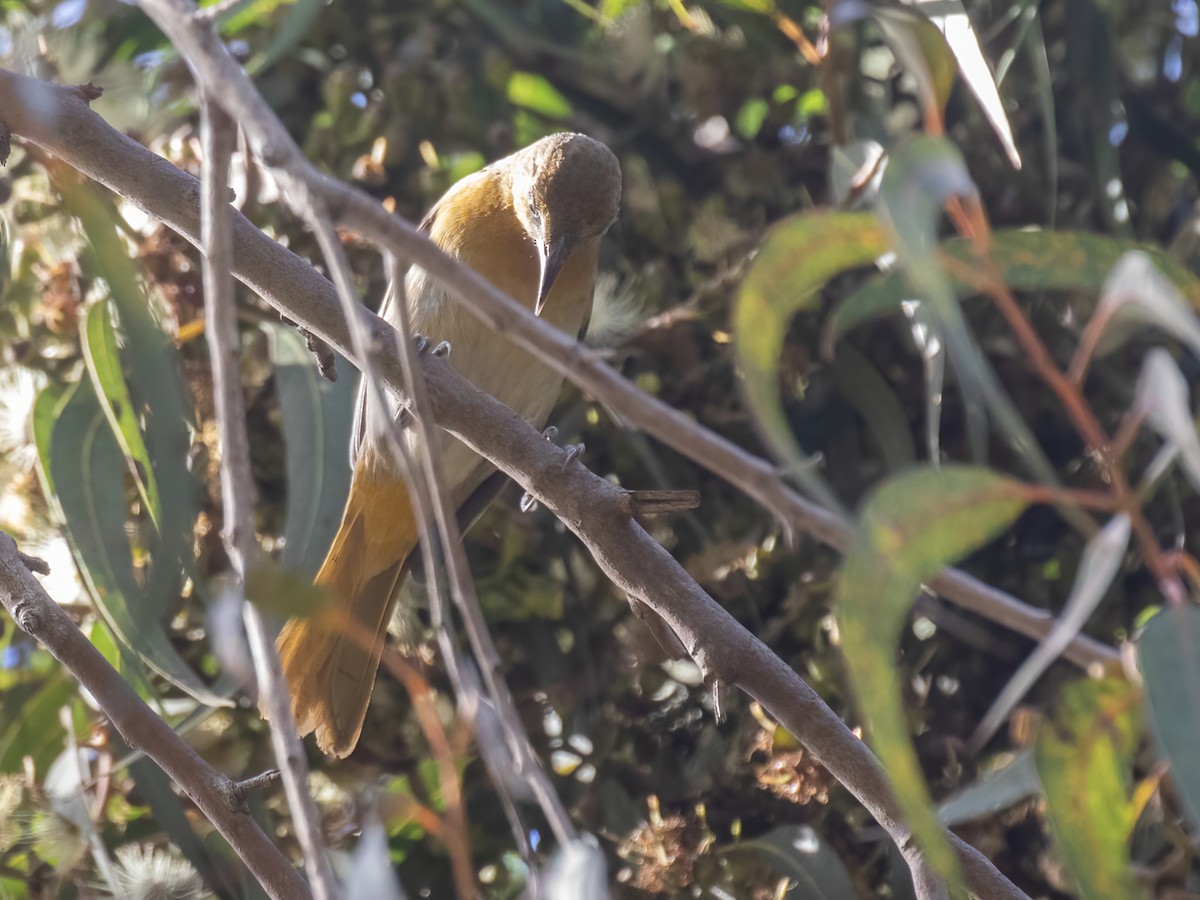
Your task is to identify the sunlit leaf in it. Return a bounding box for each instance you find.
[824,230,1200,349]
[732,211,889,509]
[507,72,572,119]
[1092,251,1200,360]
[34,382,228,707]
[0,673,76,774]
[877,136,1058,487]
[1133,349,1200,494]
[912,0,1022,168]
[972,515,1130,750]
[56,178,197,610]
[1140,606,1200,831]
[835,465,1030,885]
[268,325,355,577]
[81,298,162,532]
[1034,677,1141,900]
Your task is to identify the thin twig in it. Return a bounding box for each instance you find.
[0,532,310,899]
[0,68,1117,670]
[4,66,1039,899]
[199,97,338,900]
[381,257,542,868]
[964,255,1186,605]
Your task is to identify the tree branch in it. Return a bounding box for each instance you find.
[0,533,310,900]
[199,98,337,900]
[0,68,1115,671]
[1,67,1035,897]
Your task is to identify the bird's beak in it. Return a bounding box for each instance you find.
[535,241,571,316]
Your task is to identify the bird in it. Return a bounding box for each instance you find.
[276,133,622,757]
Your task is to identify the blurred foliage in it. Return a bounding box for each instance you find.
[0,0,1198,897]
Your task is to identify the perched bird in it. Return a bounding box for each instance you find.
[277,133,622,757]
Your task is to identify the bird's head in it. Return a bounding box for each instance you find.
[510,133,622,315]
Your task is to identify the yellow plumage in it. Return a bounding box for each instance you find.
[277,133,622,757]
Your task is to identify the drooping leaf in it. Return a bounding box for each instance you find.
[268,325,356,577]
[0,673,76,774]
[732,211,889,509]
[835,465,1030,885]
[972,515,1130,750]
[824,230,1200,348]
[34,381,227,707]
[911,0,1022,168]
[81,298,162,532]
[876,136,1058,487]
[733,825,858,899]
[54,176,197,608]
[937,750,1040,826]
[834,1,956,128]
[1140,605,1200,831]
[1133,349,1200,494]
[1034,677,1142,900]
[831,343,916,471]
[1091,251,1200,361]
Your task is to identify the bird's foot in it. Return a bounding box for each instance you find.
[518,427,583,512]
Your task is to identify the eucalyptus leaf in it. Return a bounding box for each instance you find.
[972,514,1130,750]
[81,298,162,532]
[34,381,228,707]
[1034,678,1141,900]
[732,211,889,511]
[835,465,1030,886]
[268,325,355,577]
[1140,606,1200,832]
[1133,349,1200,494]
[876,136,1058,487]
[735,825,858,899]
[824,230,1200,348]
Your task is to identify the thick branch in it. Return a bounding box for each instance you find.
[0,68,1115,670]
[1,69,1034,896]
[0,533,310,900]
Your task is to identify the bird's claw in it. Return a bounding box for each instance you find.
[432,340,452,358]
[413,333,431,355]
[541,425,559,441]
[561,442,585,471]
[519,491,538,513]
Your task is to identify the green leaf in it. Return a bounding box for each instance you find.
[0,674,77,773]
[507,72,572,119]
[55,176,197,607]
[1140,606,1200,832]
[733,826,858,899]
[876,135,1058,488]
[825,230,1200,346]
[244,0,327,76]
[732,211,889,509]
[81,298,162,532]
[1034,677,1142,900]
[835,465,1030,886]
[937,750,1039,826]
[268,325,356,578]
[36,381,228,707]
[245,561,331,620]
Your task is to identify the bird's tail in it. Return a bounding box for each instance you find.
[277,464,417,757]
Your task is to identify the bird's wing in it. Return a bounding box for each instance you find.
[349,206,441,466]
